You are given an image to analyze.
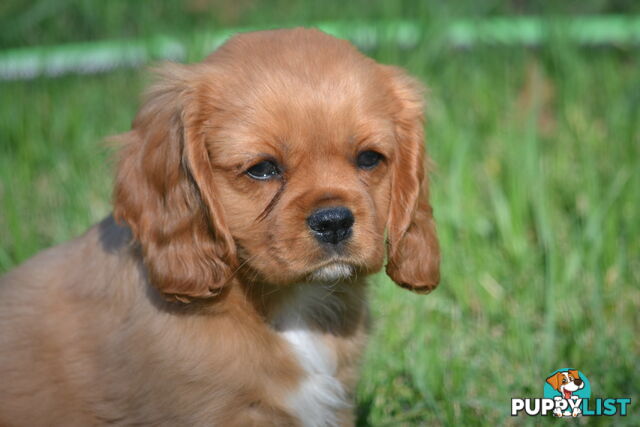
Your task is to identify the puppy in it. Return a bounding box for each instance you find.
[546,370,584,417]
[0,28,439,426]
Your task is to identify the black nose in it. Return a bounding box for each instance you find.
[574,379,583,386]
[307,207,354,245]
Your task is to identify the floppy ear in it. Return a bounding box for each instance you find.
[382,66,440,293]
[113,63,236,302]
[568,370,580,381]
[546,373,561,390]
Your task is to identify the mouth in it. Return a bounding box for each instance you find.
[308,261,355,282]
[563,389,573,399]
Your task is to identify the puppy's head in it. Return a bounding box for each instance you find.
[114,28,439,301]
[546,370,583,394]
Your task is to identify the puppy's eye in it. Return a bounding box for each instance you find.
[246,160,281,180]
[357,150,384,170]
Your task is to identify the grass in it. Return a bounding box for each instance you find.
[1,1,639,425]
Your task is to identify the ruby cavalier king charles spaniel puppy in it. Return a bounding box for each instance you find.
[0,28,439,426]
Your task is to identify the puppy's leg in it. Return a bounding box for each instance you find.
[571,396,582,417]
[553,397,564,417]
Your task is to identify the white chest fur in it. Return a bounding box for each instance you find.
[272,284,349,427]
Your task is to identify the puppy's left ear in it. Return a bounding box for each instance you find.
[382,66,440,294]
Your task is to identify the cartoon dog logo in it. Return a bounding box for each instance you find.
[546,369,585,417]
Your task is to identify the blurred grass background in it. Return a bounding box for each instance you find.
[1,1,639,425]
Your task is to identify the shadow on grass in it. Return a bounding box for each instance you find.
[356,396,373,427]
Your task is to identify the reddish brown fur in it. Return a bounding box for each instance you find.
[0,28,439,425]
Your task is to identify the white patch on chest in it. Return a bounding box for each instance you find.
[272,284,349,427]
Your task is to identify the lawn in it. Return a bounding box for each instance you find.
[1,1,639,425]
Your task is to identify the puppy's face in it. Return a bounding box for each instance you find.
[205,58,395,284]
[114,29,440,299]
[546,370,584,398]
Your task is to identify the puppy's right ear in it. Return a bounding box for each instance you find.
[113,63,236,302]
[546,373,561,390]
